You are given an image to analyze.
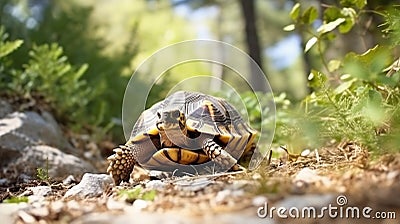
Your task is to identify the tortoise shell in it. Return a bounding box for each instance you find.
[107,91,257,184]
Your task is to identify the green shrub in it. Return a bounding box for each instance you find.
[0,26,92,124]
[282,2,400,153]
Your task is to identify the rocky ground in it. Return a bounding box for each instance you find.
[0,96,399,223]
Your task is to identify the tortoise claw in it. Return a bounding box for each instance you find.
[203,139,237,171]
[107,145,136,185]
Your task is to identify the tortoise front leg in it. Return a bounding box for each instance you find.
[202,139,238,170]
[107,145,136,185]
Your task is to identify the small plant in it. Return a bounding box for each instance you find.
[36,157,50,182]
[0,26,23,90]
[117,186,157,203]
[3,196,29,204]
[0,27,23,59]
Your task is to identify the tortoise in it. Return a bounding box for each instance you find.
[107,91,258,184]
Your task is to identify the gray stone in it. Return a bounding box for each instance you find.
[0,110,95,179]
[0,111,75,154]
[173,177,213,192]
[17,174,34,183]
[0,99,12,119]
[64,173,113,199]
[0,178,9,186]
[13,145,95,179]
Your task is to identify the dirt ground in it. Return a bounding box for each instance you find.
[1,141,399,223]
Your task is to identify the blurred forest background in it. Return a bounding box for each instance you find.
[1,0,399,154]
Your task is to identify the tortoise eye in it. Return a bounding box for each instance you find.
[172,110,180,118]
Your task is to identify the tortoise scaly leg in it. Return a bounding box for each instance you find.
[107,145,135,185]
[202,139,238,171]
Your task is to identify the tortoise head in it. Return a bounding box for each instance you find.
[156,109,186,131]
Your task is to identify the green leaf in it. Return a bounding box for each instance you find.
[323,7,342,22]
[368,89,383,105]
[290,3,301,21]
[3,196,29,204]
[338,18,355,33]
[377,75,398,87]
[362,90,385,125]
[328,59,342,72]
[283,24,296,31]
[302,6,318,24]
[73,63,89,81]
[341,7,357,18]
[340,74,352,80]
[141,190,157,201]
[333,79,356,94]
[317,18,346,34]
[305,37,318,52]
[338,8,356,33]
[0,40,23,58]
[340,0,367,9]
[344,45,391,82]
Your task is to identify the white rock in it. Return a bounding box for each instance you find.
[294,168,332,188]
[214,189,243,204]
[64,173,113,198]
[66,200,81,210]
[275,194,335,210]
[106,198,126,210]
[29,206,49,218]
[145,180,166,191]
[252,173,262,180]
[227,180,250,190]
[62,175,76,185]
[132,199,148,211]
[50,201,64,213]
[294,168,318,183]
[387,170,399,181]
[252,195,268,207]
[28,186,52,197]
[18,210,36,223]
[215,189,232,204]
[301,149,311,157]
[0,203,29,224]
[28,186,52,203]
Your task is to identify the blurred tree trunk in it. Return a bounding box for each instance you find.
[239,0,267,92]
[210,6,225,92]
